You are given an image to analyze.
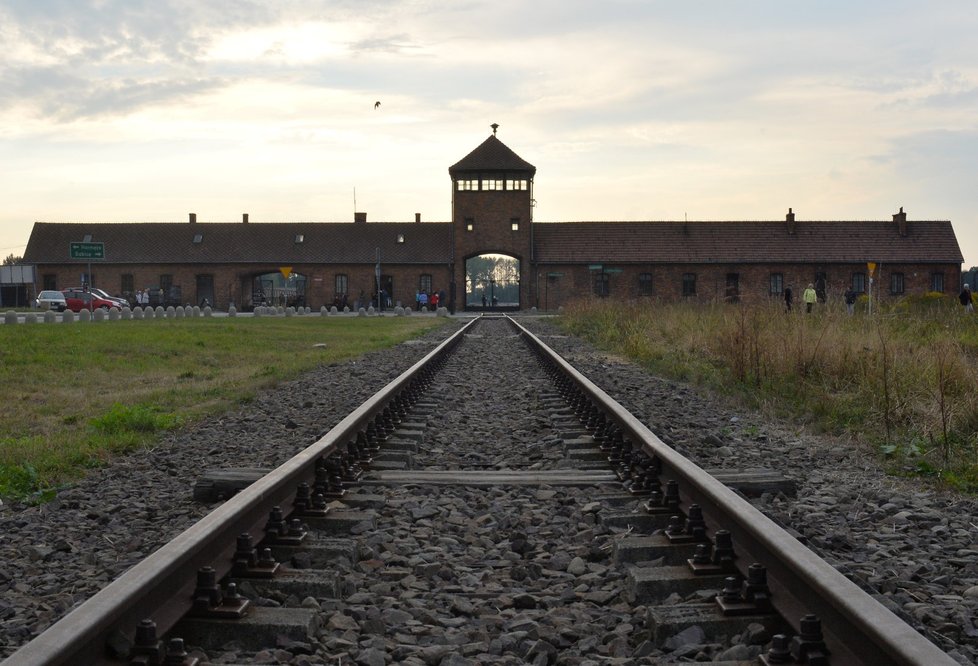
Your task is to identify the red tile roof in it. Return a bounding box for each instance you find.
[448,135,536,176]
[23,222,452,265]
[532,220,963,264]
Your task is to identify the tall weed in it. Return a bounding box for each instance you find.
[559,297,978,490]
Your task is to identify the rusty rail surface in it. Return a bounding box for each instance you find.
[2,317,478,666]
[510,316,956,666]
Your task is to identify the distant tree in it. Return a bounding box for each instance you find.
[3,254,22,265]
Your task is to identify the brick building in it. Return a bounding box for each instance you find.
[21,132,964,311]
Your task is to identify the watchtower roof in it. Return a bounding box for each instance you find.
[448,135,536,177]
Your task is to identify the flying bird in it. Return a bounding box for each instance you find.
[374,101,381,109]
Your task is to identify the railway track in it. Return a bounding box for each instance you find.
[2,315,959,665]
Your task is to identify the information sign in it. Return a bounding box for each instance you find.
[69,242,104,259]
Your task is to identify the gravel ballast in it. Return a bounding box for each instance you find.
[1,316,976,664]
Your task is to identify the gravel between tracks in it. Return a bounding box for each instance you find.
[1,315,976,665]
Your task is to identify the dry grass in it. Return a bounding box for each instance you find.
[558,296,978,490]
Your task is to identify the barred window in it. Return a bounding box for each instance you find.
[769,273,783,296]
[682,273,696,297]
[419,274,432,294]
[931,272,944,292]
[593,273,609,297]
[852,272,866,293]
[639,273,653,296]
[335,274,348,296]
[890,272,905,294]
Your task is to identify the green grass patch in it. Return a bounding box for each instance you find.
[0,316,446,500]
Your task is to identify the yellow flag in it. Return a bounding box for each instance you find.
[279,266,293,279]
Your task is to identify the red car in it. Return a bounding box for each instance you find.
[62,288,119,312]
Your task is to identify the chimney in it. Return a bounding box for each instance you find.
[354,212,367,224]
[415,213,421,223]
[189,213,197,224]
[786,207,796,234]
[893,206,907,236]
[242,213,249,224]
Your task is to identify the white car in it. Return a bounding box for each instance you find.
[35,290,68,311]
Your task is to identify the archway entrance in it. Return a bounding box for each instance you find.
[465,254,520,310]
[248,270,307,309]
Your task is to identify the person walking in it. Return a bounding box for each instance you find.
[783,286,793,313]
[960,284,974,313]
[803,283,817,314]
[844,287,857,315]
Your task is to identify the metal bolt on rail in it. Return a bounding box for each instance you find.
[762,633,794,665]
[716,563,773,616]
[190,567,250,619]
[790,614,829,665]
[231,533,280,578]
[162,638,198,666]
[130,618,165,665]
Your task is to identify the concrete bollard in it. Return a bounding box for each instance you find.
[132,307,143,320]
[25,313,37,324]
[44,311,56,323]
[62,310,75,323]
[4,311,16,325]
[79,309,91,322]
[203,306,212,317]
[156,306,165,318]
[228,305,237,317]
[121,307,131,320]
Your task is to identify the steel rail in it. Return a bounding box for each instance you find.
[3,317,477,666]
[510,316,957,666]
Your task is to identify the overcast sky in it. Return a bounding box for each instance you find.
[2,1,977,267]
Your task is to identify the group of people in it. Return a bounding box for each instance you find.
[415,289,446,311]
[783,282,859,315]
[134,289,160,307]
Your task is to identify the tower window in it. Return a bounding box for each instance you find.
[457,179,479,191]
[506,180,528,191]
[465,218,474,232]
[485,179,503,190]
[511,218,520,232]
[193,233,203,244]
[397,234,405,243]
[295,234,304,244]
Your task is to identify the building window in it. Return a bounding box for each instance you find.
[335,274,348,296]
[457,179,479,191]
[769,273,783,296]
[593,273,609,298]
[852,272,866,293]
[465,218,474,232]
[506,179,528,190]
[83,234,92,242]
[485,179,503,190]
[193,233,203,244]
[295,234,304,244]
[511,218,520,232]
[931,272,945,292]
[121,274,134,298]
[397,234,405,243]
[43,274,57,290]
[419,274,432,295]
[890,272,905,295]
[682,273,696,297]
[639,273,653,296]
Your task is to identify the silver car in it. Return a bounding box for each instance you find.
[35,290,68,311]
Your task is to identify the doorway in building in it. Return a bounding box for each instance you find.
[465,254,520,310]
[250,271,307,309]
[196,274,215,308]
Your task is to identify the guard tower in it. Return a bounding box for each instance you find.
[448,126,536,310]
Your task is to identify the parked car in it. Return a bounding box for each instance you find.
[61,288,119,312]
[88,287,130,309]
[35,290,68,311]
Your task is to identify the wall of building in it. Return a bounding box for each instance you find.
[530,262,962,309]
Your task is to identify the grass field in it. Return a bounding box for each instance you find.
[0,316,446,501]
[557,295,978,493]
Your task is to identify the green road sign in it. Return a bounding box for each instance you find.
[588,264,603,270]
[70,242,105,259]
[605,268,623,274]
